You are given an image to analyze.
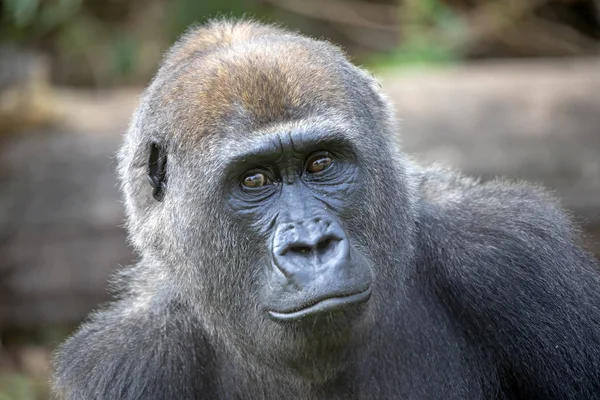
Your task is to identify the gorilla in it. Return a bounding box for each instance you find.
[53,19,600,399]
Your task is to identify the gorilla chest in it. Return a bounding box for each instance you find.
[218,362,483,400]
[217,330,484,400]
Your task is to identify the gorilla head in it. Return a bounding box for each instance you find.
[118,21,417,378]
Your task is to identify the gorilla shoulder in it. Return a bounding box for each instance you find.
[414,164,591,276]
[415,165,579,245]
[414,166,600,399]
[53,270,215,399]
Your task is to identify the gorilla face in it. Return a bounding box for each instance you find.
[224,128,373,323]
[132,39,417,373]
[147,120,386,376]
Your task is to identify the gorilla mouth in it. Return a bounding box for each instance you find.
[268,287,372,321]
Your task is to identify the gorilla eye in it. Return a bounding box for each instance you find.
[306,153,333,174]
[242,172,269,188]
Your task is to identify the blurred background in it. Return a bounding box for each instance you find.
[0,0,599,398]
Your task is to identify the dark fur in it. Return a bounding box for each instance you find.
[52,19,600,399]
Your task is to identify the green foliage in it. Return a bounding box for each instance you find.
[2,0,83,41]
[0,374,43,400]
[3,0,39,28]
[111,33,138,78]
[1,0,468,83]
[1,0,271,85]
[167,0,263,42]
[367,0,469,71]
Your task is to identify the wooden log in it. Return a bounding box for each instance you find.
[382,57,600,228]
[0,90,138,329]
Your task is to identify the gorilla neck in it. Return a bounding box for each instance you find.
[222,332,374,389]
[216,313,377,386]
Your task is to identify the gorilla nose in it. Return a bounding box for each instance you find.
[280,234,340,258]
[268,217,372,321]
[272,218,349,282]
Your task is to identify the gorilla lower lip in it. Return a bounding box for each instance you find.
[268,288,372,321]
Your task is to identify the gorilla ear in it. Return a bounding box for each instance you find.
[147,142,167,201]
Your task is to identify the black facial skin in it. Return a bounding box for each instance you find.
[226,130,372,322]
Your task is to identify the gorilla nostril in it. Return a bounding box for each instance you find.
[289,245,311,255]
[316,236,337,255]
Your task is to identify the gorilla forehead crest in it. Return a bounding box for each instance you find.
[154,20,356,139]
